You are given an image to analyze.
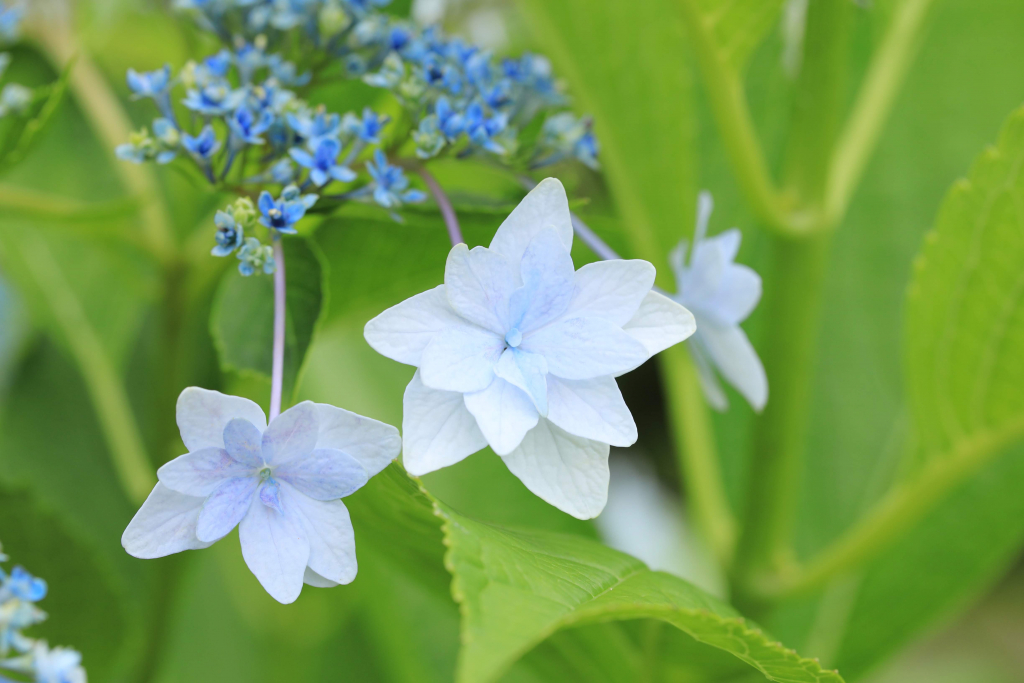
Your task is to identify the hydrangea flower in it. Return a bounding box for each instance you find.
[364,179,696,518]
[182,125,220,162]
[366,150,426,209]
[257,186,316,234]
[669,191,767,411]
[237,237,275,276]
[342,107,389,144]
[122,388,401,603]
[4,642,88,683]
[212,210,244,257]
[289,138,356,187]
[228,106,274,147]
[126,65,174,120]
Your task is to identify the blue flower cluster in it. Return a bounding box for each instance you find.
[0,545,86,683]
[118,36,424,275]
[0,2,33,119]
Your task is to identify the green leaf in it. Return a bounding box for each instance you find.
[904,105,1024,468]
[210,235,327,402]
[433,499,844,683]
[693,0,788,72]
[517,0,695,285]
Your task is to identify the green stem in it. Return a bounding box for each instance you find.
[750,416,1024,600]
[676,0,793,235]
[733,0,852,605]
[661,346,736,566]
[12,233,156,505]
[824,0,936,225]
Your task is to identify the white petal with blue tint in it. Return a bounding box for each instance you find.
[402,371,487,475]
[623,290,697,357]
[314,403,401,478]
[464,377,539,456]
[363,285,465,366]
[276,448,368,500]
[523,317,649,380]
[239,492,310,604]
[262,401,319,466]
[157,447,253,497]
[223,417,266,468]
[489,178,573,269]
[122,483,211,559]
[565,260,655,326]
[501,419,610,520]
[546,375,637,447]
[419,323,504,393]
[288,487,357,586]
[304,567,340,588]
[696,323,767,412]
[176,387,266,451]
[493,348,548,415]
[196,476,260,543]
[508,228,575,333]
[444,244,516,334]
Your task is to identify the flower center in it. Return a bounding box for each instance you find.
[505,327,522,348]
[259,467,273,481]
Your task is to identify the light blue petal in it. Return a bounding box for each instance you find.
[262,401,319,466]
[158,447,253,497]
[195,476,260,542]
[276,448,368,500]
[223,417,265,467]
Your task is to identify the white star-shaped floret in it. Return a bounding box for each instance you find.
[364,178,696,519]
[670,191,767,412]
[122,387,401,604]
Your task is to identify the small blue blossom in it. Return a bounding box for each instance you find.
[463,102,508,154]
[367,149,425,209]
[363,52,404,89]
[228,106,273,147]
[258,187,315,234]
[270,158,295,183]
[287,109,341,147]
[0,567,45,604]
[237,237,275,275]
[233,41,265,84]
[412,115,445,159]
[343,107,389,144]
[212,211,244,256]
[182,80,244,116]
[290,138,356,187]
[266,53,311,86]
[182,125,221,161]
[126,65,172,100]
[0,82,30,117]
[434,97,464,140]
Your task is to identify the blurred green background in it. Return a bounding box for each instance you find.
[1,0,1023,681]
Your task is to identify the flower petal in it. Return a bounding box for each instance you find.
[489,178,573,269]
[157,447,253,497]
[276,448,368,500]
[444,244,516,334]
[464,377,539,456]
[239,491,310,604]
[623,291,697,357]
[688,339,729,411]
[493,347,548,415]
[696,323,768,412]
[402,370,487,475]
[523,317,649,380]
[222,418,264,467]
[176,387,266,452]
[508,228,575,333]
[419,323,504,393]
[363,285,464,366]
[546,375,637,447]
[288,486,357,585]
[500,419,609,519]
[195,476,260,543]
[565,260,656,326]
[701,262,762,326]
[122,483,211,559]
[303,567,340,588]
[314,404,401,478]
[262,401,319,466]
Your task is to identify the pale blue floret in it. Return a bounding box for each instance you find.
[228,106,273,147]
[126,65,176,121]
[236,237,274,276]
[257,187,316,234]
[182,125,220,161]
[182,80,244,116]
[0,3,22,43]
[342,107,389,144]
[287,110,341,148]
[366,149,426,209]
[211,210,243,256]
[289,138,356,187]
[0,567,46,604]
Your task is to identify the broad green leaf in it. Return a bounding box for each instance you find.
[904,105,1024,467]
[693,0,788,72]
[210,235,327,402]
[517,0,695,285]
[434,499,845,683]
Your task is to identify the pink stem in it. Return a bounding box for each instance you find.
[416,165,463,246]
[269,238,286,421]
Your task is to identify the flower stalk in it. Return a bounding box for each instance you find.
[270,237,286,420]
[416,165,463,246]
